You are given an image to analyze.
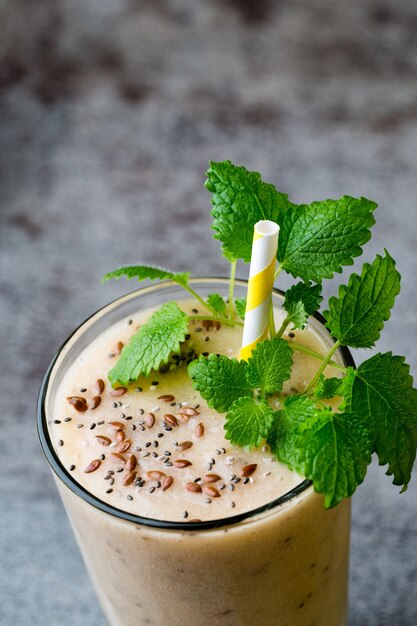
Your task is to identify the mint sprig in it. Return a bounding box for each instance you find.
[206,160,294,262]
[281,282,323,332]
[270,398,372,508]
[188,355,252,413]
[324,250,401,348]
[345,353,417,490]
[108,302,188,386]
[103,158,417,510]
[225,397,275,448]
[277,196,377,282]
[103,264,190,287]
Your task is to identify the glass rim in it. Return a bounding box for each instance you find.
[37,277,355,532]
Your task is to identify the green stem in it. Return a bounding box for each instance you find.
[276,316,290,339]
[288,343,346,371]
[228,260,237,319]
[274,264,283,280]
[304,340,342,393]
[188,314,244,327]
[269,301,276,337]
[180,283,217,315]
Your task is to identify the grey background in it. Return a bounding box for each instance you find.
[1,1,417,624]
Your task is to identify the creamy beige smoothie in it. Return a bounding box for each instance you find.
[41,281,351,626]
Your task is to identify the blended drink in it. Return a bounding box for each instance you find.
[42,282,351,626]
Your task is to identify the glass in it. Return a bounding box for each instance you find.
[38,279,354,626]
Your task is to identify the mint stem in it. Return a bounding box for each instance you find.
[304,340,342,393]
[288,343,346,371]
[269,301,276,336]
[188,314,244,327]
[228,260,237,319]
[276,315,290,339]
[180,283,218,315]
[274,264,282,280]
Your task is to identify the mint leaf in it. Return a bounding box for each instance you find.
[270,396,372,508]
[314,376,345,400]
[206,160,294,262]
[188,355,252,413]
[283,282,323,330]
[103,265,190,287]
[234,298,246,320]
[268,395,318,467]
[206,294,227,317]
[324,251,401,348]
[314,369,355,402]
[278,196,377,282]
[109,302,188,386]
[346,353,417,490]
[225,397,274,447]
[246,337,293,394]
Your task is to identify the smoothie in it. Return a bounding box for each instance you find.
[41,281,351,626]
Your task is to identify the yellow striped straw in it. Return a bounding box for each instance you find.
[240,220,279,361]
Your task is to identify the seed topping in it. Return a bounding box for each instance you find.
[240,464,258,477]
[84,459,101,473]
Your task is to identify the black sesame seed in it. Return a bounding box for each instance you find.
[53,420,61,424]
[89,423,96,430]
[97,420,105,425]
[106,488,113,494]
[58,439,64,447]
[157,433,164,438]
[185,334,191,340]
[100,454,105,461]
[152,452,158,458]
[182,511,189,519]
[144,442,151,448]
[113,402,118,408]
[204,337,210,342]
[151,381,159,386]
[128,319,133,325]
[138,409,145,415]
[288,332,295,338]
[125,416,132,421]
[69,465,76,471]
[202,352,209,357]
[195,327,202,332]
[80,388,87,393]
[243,477,249,484]
[153,441,159,448]
[149,487,156,494]
[64,417,72,423]
[192,308,198,314]
[170,401,176,407]
[135,387,143,392]
[127,495,133,501]
[164,426,172,432]
[116,468,124,473]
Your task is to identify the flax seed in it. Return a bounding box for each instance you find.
[95,435,112,446]
[110,387,128,397]
[174,459,192,468]
[194,423,204,438]
[240,464,258,477]
[122,471,137,486]
[175,441,193,451]
[186,482,202,493]
[146,471,166,480]
[145,413,155,428]
[161,476,174,491]
[67,397,88,412]
[84,459,101,473]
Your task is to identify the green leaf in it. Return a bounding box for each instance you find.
[188,354,252,413]
[102,265,190,287]
[225,397,275,447]
[268,395,318,467]
[277,196,377,282]
[246,337,293,394]
[283,282,323,330]
[314,376,345,400]
[206,294,227,317]
[324,251,401,348]
[269,396,372,508]
[206,160,294,262]
[314,369,355,402]
[108,302,188,386]
[234,298,246,320]
[346,353,417,490]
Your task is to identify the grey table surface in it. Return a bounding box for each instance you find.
[1,1,417,625]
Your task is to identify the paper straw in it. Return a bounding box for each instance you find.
[240,220,279,361]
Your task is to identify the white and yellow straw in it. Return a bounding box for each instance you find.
[240,220,279,361]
